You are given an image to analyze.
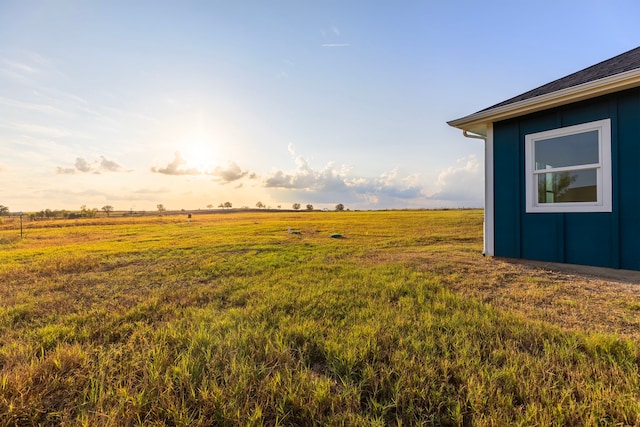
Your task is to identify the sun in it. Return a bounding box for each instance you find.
[183,143,214,173]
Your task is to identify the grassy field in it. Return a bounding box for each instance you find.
[1,210,639,426]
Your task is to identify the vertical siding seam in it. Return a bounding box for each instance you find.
[560,215,565,264]
[516,122,523,258]
[485,123,495,256]
[610,97,621,268]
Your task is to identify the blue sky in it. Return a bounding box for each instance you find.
[1,0,639,212]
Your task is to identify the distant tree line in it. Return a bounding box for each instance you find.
[2,205,114,221]
[2,200,348,220]
[26,205,101,220]
[292,202,345,211]
[205,201,346,211]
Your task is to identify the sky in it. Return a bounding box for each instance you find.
[1,0,640,212]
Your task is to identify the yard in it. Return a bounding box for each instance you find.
[1,210,639,425]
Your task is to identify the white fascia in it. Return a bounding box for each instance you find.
[447,68,640,136]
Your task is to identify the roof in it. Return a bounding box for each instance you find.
[448,46,640,136]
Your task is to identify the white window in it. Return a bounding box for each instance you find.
[525,119,612,213]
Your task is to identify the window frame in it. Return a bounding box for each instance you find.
[525,118,612,213]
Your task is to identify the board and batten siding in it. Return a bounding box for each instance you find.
[493,86,640,270]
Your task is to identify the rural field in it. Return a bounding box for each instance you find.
[1,209,640,426]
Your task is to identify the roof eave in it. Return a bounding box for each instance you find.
[448,68,640,136]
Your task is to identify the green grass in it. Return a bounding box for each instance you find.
[1,210,639,425]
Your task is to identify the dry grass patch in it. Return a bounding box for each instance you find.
[2,210,640,425]
[393,251,640,340]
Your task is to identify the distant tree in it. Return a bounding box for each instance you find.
[207,204,214,210]
[0,205,8,216]
[335,203,345,211]
[306,204,313,211]
[224,201,232,209]
[102,205,114,217]
[277,205,281,209]
[157,204,166,213]
[292,203,301,210]
[218,203,225,209]
[80,205,97,218]
[256,201,265,209]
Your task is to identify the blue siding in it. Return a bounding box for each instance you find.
[563,213,612,267]
[617,91,640,269]
[493,122,520,258]
[493,87,640,270]
[520,214,562,262]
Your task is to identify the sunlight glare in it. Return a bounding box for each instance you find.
[183,142,214,173]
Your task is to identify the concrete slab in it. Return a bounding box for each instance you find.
[497,257,640,285]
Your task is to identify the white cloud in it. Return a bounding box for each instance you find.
[152,154,255,184]
[264,155,347,191]
[0,120,70,138]
[100,156,122,172]
[75,157,92,173]
[320,26,349,47]
[56,156,124,175]
[0,59,38,83]
[0,52,58,86]
[346,170,423,200]
[151,152,200,176]
[56,167,76,175]
[0,96,70,118]
[263,151,485,209]
[263,152,425,207]
[3,59,37,75]
[428,155,483,205]
[209,162,248,183]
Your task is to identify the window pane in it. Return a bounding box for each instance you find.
[537,169,597,203]
[535,130,599,170]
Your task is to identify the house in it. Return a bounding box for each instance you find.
[448,46,640,270]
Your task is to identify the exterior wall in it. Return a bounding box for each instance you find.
[493,87,640,270]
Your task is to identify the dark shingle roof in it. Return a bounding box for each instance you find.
[480,46,640,112]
